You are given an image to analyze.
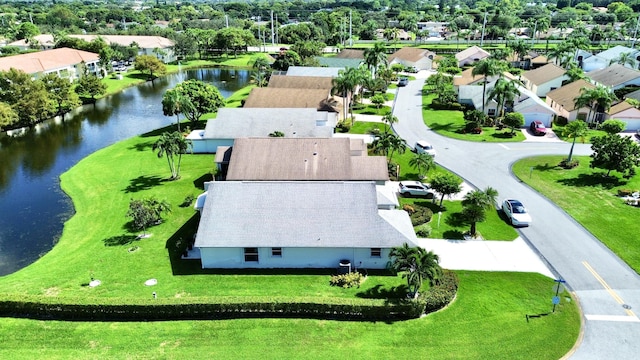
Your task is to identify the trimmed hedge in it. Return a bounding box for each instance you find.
[421,270,459,314]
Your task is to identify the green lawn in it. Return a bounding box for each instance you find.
[513,155,640,272]
[225,84,256,108]
[551,123,607,142]
[0,271,579,359]
[352,103,391,116]
[422,94,526,142]
[349,121,389,134]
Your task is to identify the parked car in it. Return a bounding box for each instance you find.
[414,141,436,156]
[398,77,409,87]
[502,199,532,226]
[399,181,434,198]
[529,121,546,136]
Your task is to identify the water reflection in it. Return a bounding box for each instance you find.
[0,68,250,275]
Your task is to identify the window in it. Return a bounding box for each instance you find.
[271,247,282,257]
[488,109,496,116]
[550,87,557,91]
[244,247,258,262]
[371,248,382,258]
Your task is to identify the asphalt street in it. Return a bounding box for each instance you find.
[392,76,640,359]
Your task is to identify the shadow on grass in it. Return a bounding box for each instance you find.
[557,172,626,189]
[124,175,166,193]
[534,162,559,171]
[356,284,410,300]
[442,230,465,239]
[445,212,467,227]
[491,132,518,139]
[193,173,213,189]
[103,234,139,247]
[129,140,154,152]
[428,122,461,132]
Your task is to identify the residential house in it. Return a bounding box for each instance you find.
[455,46,491,67]
[624,88,640,102]
[417,22,447,38]
[521,63,569,97]
[192,181,417,269]
[335,49,364,60]
[606,100,640,131]
[315,57,363,68]
[286,66,343,77]
[530,54,549,69]
[581,45,639,72]
[388,47,435,71]
[545,79,596,122]
[587,64,640,91]
[0,47,100,80]
[187,108,336,153]
[267,75,334,91]
[453,67,485,88]
[243,88,342,116]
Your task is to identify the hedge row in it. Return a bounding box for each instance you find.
[421,270,459,314]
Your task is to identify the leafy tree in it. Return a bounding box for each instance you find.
[291,40,326,60]
[127,197,171,236]
[409,153,435,179]
[503,112,524,135]
[248,55,271,71]
[370,94,386,109]
[162,88,194,132]
[16,22,39,41]
[429,173,463,208]
[461,187,498,237]
[75,72,107,101]
[153,131,192,180]
[134,55,167,81]
[41,72,80,116]
[562,120,588,164]
[172,80,224,126]
[0,102,18,131]
[590,134,640,177]
[272,49,302,71]
[214,27,255,56]
[98,46,115,76]
[472,59,506,112]
[599,119,626,134]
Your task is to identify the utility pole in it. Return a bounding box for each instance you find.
[270,10,274,45]
[531,20,537,47]
[349,10,352,46]
[275,14,279,44]
[225,14,229,28]
[480,12,487,47]
[257,16,262,52]
[632,14,640,49]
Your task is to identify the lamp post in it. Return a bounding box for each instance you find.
[552,278,566,312]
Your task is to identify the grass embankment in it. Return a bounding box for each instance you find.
[422,93,526,142]
[513,155,640,272]
[0,272,579,359]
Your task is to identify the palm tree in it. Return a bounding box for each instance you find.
[388,244,443,296]
[565,61,587,83]
[371,132,406,162]
[251,71,268,87]
[153,131,192,180]
[612,52,637,69]
[487,77,521,118]
[507,39,531,61]
[547,46,571,67]
[331,71,355,122]
[461,187,498,237]
[472,59,506,112]
[413,248,443,288]
[382,114,398,133]
[162,89,193,132]
[574,85,616,124]
[409,153,435,179]
[562,120,588,164]
[363,42,388,76]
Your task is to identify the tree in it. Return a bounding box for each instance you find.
[574,85,616,124]
[461,187,498,237]
[134,55,167,81]
[172,80,224,126]
[268,131,284,137]
[291,40,326,60]
[0,102,18,131]
[409,153,435,179]
[562,120,588,164]
[152,131,192,180]
[214,27,255,56]
[162,88,194,132]
[41,72,80,116]
[272,49,302,71]
[127,197,171,236]
[565,62,586,83]
[363,42,388,76]
[388,244,443,296]
[503,112,524,135]
[472,59,506,112]
[370,94,385,109]
[590,134,640,177]
[381,113,398,133]
[371,132,406,162]
[75,73,107,101]
[248,55,271,71]
[487,77,520,118]
[331,68,357,121]
[599,119,626,134]
[429,173,463,208]
[612,52,637,68]
[16,22,39,41]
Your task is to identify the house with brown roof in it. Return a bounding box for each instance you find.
[221,137,389,183]
[453,67,484,87]
[0,47,100,80]
[335,49,364,60]
[455,46,491,67]
[545,80,596,121]
[606,100,640,131]
[388,47,435,71]
[267,75,334,91]
[587,64,640,90]
[522,63,569,97]
[244,88,342,115]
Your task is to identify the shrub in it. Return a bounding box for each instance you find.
[415,223,432,238]
[554,116,568,126]
[180,194,195,207]
[329,272,366,288]
[559,158,579,169]
[410,205,433,226]
[336,118,352,133]
[420,270,459,314]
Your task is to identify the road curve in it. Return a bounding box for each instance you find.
[392,77,640,360]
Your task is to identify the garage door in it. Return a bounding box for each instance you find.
[614,118,640,131]
[523,113,553,127]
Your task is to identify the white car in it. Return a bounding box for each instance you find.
[502,199,532,227]
[415,141,436,156]
[399,181,434,198]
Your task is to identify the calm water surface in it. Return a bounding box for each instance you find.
[0,68,251,275]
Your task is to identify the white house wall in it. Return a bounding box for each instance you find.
[191,139,234,154]
[199,247,391,269]
[535,77,568,97]
[607,108,640,131]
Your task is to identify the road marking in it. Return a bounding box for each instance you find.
[585,314,640,322]
[498,144,509,150]
[583,261,637,318]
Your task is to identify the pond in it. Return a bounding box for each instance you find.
[0,68,251,276]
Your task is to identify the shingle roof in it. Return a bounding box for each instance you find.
[545,79,595,112]
[0,47,99,74]
[608,100,634,115]
[286,66,343,77]
[226,138,389,181]
[315,57,363,68]
[455,46,491,62]
[453,67,484,86]
[244,88,341,112]
[8,34,174,49]
[267,75,334,90]
[624,89,640,101]
[388,47,435,63]
[335,49,365,59]
[588,64,640,88]
[523,63,567,86]
[194,181,417,248]
[594,45,638,61]
[202,108,334,139]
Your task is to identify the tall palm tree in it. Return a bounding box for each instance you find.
[363,42,388,76]
[612,52,637,68]
[487,77,521,118]
[371,132,406,162]
[409,153,435,179]
[574,85,616,124]
[331,70,355,122]
[565,61,587,83]
[461,187,498,237]
[547,46,571,67]
[472,59,506,112]
[152,131,192,180]
[382,114,398,133]
[162,89,193,132]
[507,39,531,61]
[562,120,588,163]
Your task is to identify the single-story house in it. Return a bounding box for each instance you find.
[286,66,343,77]
[606,100,640,131]
[453,67,486,88]
[187,108,336,153]
[417,22,447,38]
[192,181,417,269]
[530,55,549,69]
[587,64,640,90]
[624,88,640,102]
[545,79,596,122]
[220,137,388,183]
[243,88,342,116]
[581,45,639,72]
[455,46,491,67]
[388,47,435,71]
[267,75,334,90]
[9,34,176,63]
[521,63,569,97]
[315,57,363,68]
[335,49,364,60]
[0,47,100,80]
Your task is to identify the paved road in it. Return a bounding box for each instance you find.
[392,77,640,359]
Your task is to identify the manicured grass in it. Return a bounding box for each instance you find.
[352,103,391,115]
[422,94,526,142]
[551,123,607,143]
[0,272,579,359]
[400,198,518,241]
[513,155,640,272]
[225,84,256,108]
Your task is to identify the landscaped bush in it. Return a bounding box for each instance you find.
[420,270,458,314]
[554,116,568,126]
[336,118,353,133]
[415,223,432,238]
[430,99,464,111]
[559,158,579,169]
[410,204,433,226]
[330,272,366,288]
